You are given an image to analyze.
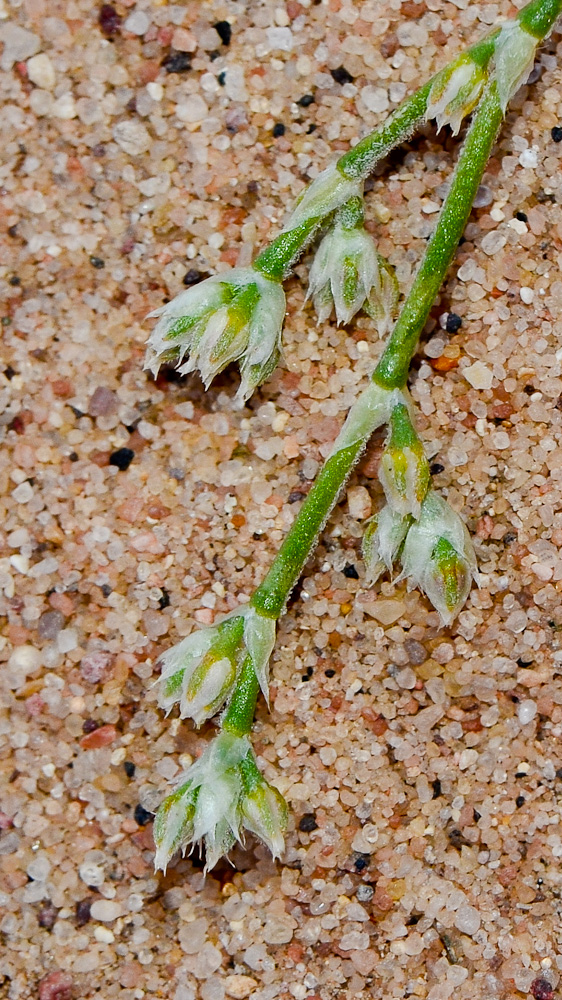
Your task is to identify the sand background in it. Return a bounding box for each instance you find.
[2,0,562,998]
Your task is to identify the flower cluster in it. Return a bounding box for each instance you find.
[362,398,477,625]
[307,196,399,332]
[145,267,285,405]
[158,606,276,725]
[153,733,288,873]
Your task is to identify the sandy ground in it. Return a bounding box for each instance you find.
[2,0,562,998]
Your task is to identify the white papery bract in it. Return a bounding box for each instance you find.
[426,55,487,135]
[157,606,276,725]
[285,161,363,231]
[308,222,398,332]
[144,267,286,404]
[362,506,410,584]
[398,492,478,626]
[153,733,288,872]
[494,21,537,112]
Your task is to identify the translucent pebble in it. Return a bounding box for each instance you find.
[463,361,493,390]
[518,699,537,725]
[425,336,447,358]
[457,259,484,282]
[57,629,78,654]
[361,85,389,113]
[519,147,538,168]
[0,23,40,70]
[175,95,208,124]
[266,26,294,51]
[454,904,481,935]
[8,645,42,677]
[472,184,493,208]
[124,10,150,34]
[79,862,105,886]
[90,899,123,922]
[113,121,151,155]
[51,93,76,119]
[481,231,507,256]
[27,52,55,89]
[11,481,34,504]
[0,832,20,855]
[340,930,369,950]
[27,853,51,881]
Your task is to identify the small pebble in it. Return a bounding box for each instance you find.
[134,803,154,826]
[214,20,232,45]
[551,125,562,142]
[94,925,115,944]
[37,611,64,640]
[298,813,318,832]
[90,899,123,923]
[463,361,493,390]
[520,286,534,304]
[37,902,59,930]
[454,904,481,936]
[356,884,374,903]
[98,4,122,37]
[38,971,73,1000]
[113,121,151,156]
[80,651,114,684]
[109,447,135,471]
[75,899,92,925]
[123,10,150,35]
[224,975,258,999]
[519,147,538,168]
[403,638,427,665]
[331,66,354,85]
[347,486,371,520]
[27,52,55,90]
[80,724,117,750]
[162,51,192,74]
[518,699,537,725]
[0,23,40,70]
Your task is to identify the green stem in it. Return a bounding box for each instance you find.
[518,0,562,38]
[251,383,390,618]
[252,28,501,284]
[374,81,504,390]
[220,0,561,740]
[221,655,260,736]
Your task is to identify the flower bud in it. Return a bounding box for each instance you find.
[426,54,488,134]
[157,607,276,725]
[307,197,398,332]
[153,733,287,872]
[145,267,285,403]
[378,403,430,518]
[362,506,410,584]
[239,756,288,860]
[398,492,477,625]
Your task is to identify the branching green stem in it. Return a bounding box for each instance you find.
[216,0,562,739]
